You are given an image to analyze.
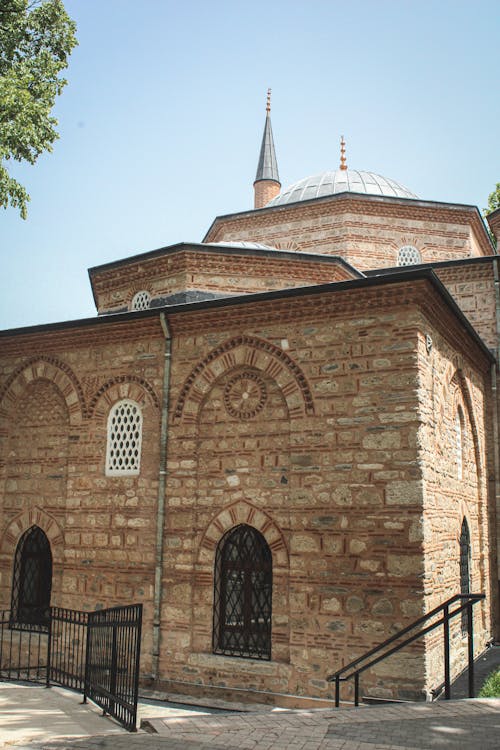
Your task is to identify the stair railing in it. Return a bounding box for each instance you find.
[327,592,485,706]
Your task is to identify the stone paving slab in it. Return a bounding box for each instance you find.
[15,698,500,750]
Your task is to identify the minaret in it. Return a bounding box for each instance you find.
[253,89,281,209]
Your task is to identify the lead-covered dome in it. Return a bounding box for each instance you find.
[266,169,418,206]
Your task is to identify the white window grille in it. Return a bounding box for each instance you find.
[455,410,463,480]
[131,291,151,311]
[397,246,421,266]
[106,400,143,475]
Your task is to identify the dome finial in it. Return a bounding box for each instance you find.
[266,88,271,114]
[340,135,347,171]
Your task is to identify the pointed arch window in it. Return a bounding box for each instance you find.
[459,518,471,635]
[213,525,272,660]
[105,400,143,476]
[455,407,465,480]
[11,526,52,628]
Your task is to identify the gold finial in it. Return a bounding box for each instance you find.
[266,88,271,114]
[340,135,347,170]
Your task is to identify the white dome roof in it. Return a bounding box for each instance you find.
[266,169,418,206]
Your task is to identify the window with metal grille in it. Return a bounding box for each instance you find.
[131,291,151,311]
[213,525,272,660]
[397,245,421,266]
[105,400,143,475]
[11,526,52,628]
[455,408,464,479]
[459,518,471,634]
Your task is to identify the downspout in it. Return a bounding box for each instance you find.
[152,312,172,679]
[491,257,500,639]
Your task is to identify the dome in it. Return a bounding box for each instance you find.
[206,241,279,251]
[266,169,418,206]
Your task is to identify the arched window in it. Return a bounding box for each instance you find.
[11,526,52,627]
[459,518,471,634]
[131,291,151,311]
[397,245,421,266]
[455,407,464,480]
[105,400,143,476]
[213,525,272,660]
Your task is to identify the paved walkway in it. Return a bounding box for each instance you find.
[141,699,500,749]
[3,694,499,750]
[0,684,216,748]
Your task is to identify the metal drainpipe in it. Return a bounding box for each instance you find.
[152,312,172,680]
[491,257,500,639]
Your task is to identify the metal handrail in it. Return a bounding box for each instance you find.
[327,592,485,706]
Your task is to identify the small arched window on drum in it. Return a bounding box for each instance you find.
[131,291,151,311]
[397,246,421,266]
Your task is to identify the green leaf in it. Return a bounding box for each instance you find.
[0,0,77,218]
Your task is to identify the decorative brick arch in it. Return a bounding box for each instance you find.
[449,369,482,481]
[0,356,84,425]
[88,375,160,418]
[1,507,64,565]
[197,500,289,570]
[173,335,314,423]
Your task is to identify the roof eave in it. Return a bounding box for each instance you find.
[1,268,494,364]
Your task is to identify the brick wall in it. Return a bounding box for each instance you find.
[0,276,494,701]
[155,278,493,700]
[0,318,165,675]
[91,249,357,315]
[416,321,494,687]
[205,197,492,271]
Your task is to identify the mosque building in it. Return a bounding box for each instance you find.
[0,92,499,703]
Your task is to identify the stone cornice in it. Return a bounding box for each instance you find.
[165,277,493,373]
[0,315,162,355]
[88,244,362,308]
[1,271,493,370]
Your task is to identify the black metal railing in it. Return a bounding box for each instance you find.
[0,603,142,732]
[0,608,49,683]
[84,604,142,733]
[327,593,485,706]
[48,607,89,692]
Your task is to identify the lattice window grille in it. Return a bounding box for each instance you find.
[131,291,151,311]
[106,400,143,475]
[213,524,272,660]
[397,245,421,266]
[459,518,471,634]
[11,525,52,628]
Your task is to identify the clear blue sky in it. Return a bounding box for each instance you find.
[1,0,499,330]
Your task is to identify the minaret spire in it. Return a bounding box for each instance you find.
[340,135,347,170]
[253,89,281,209]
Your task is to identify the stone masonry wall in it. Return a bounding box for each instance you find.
[156,279,485,701]
[205,198,492,272]
[91,250,357,314]
[416,307,494,692]
[0,317,165,675]
[0,275,494,702]
[435,262,498,351]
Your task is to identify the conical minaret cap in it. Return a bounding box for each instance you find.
[254,89,280,184]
